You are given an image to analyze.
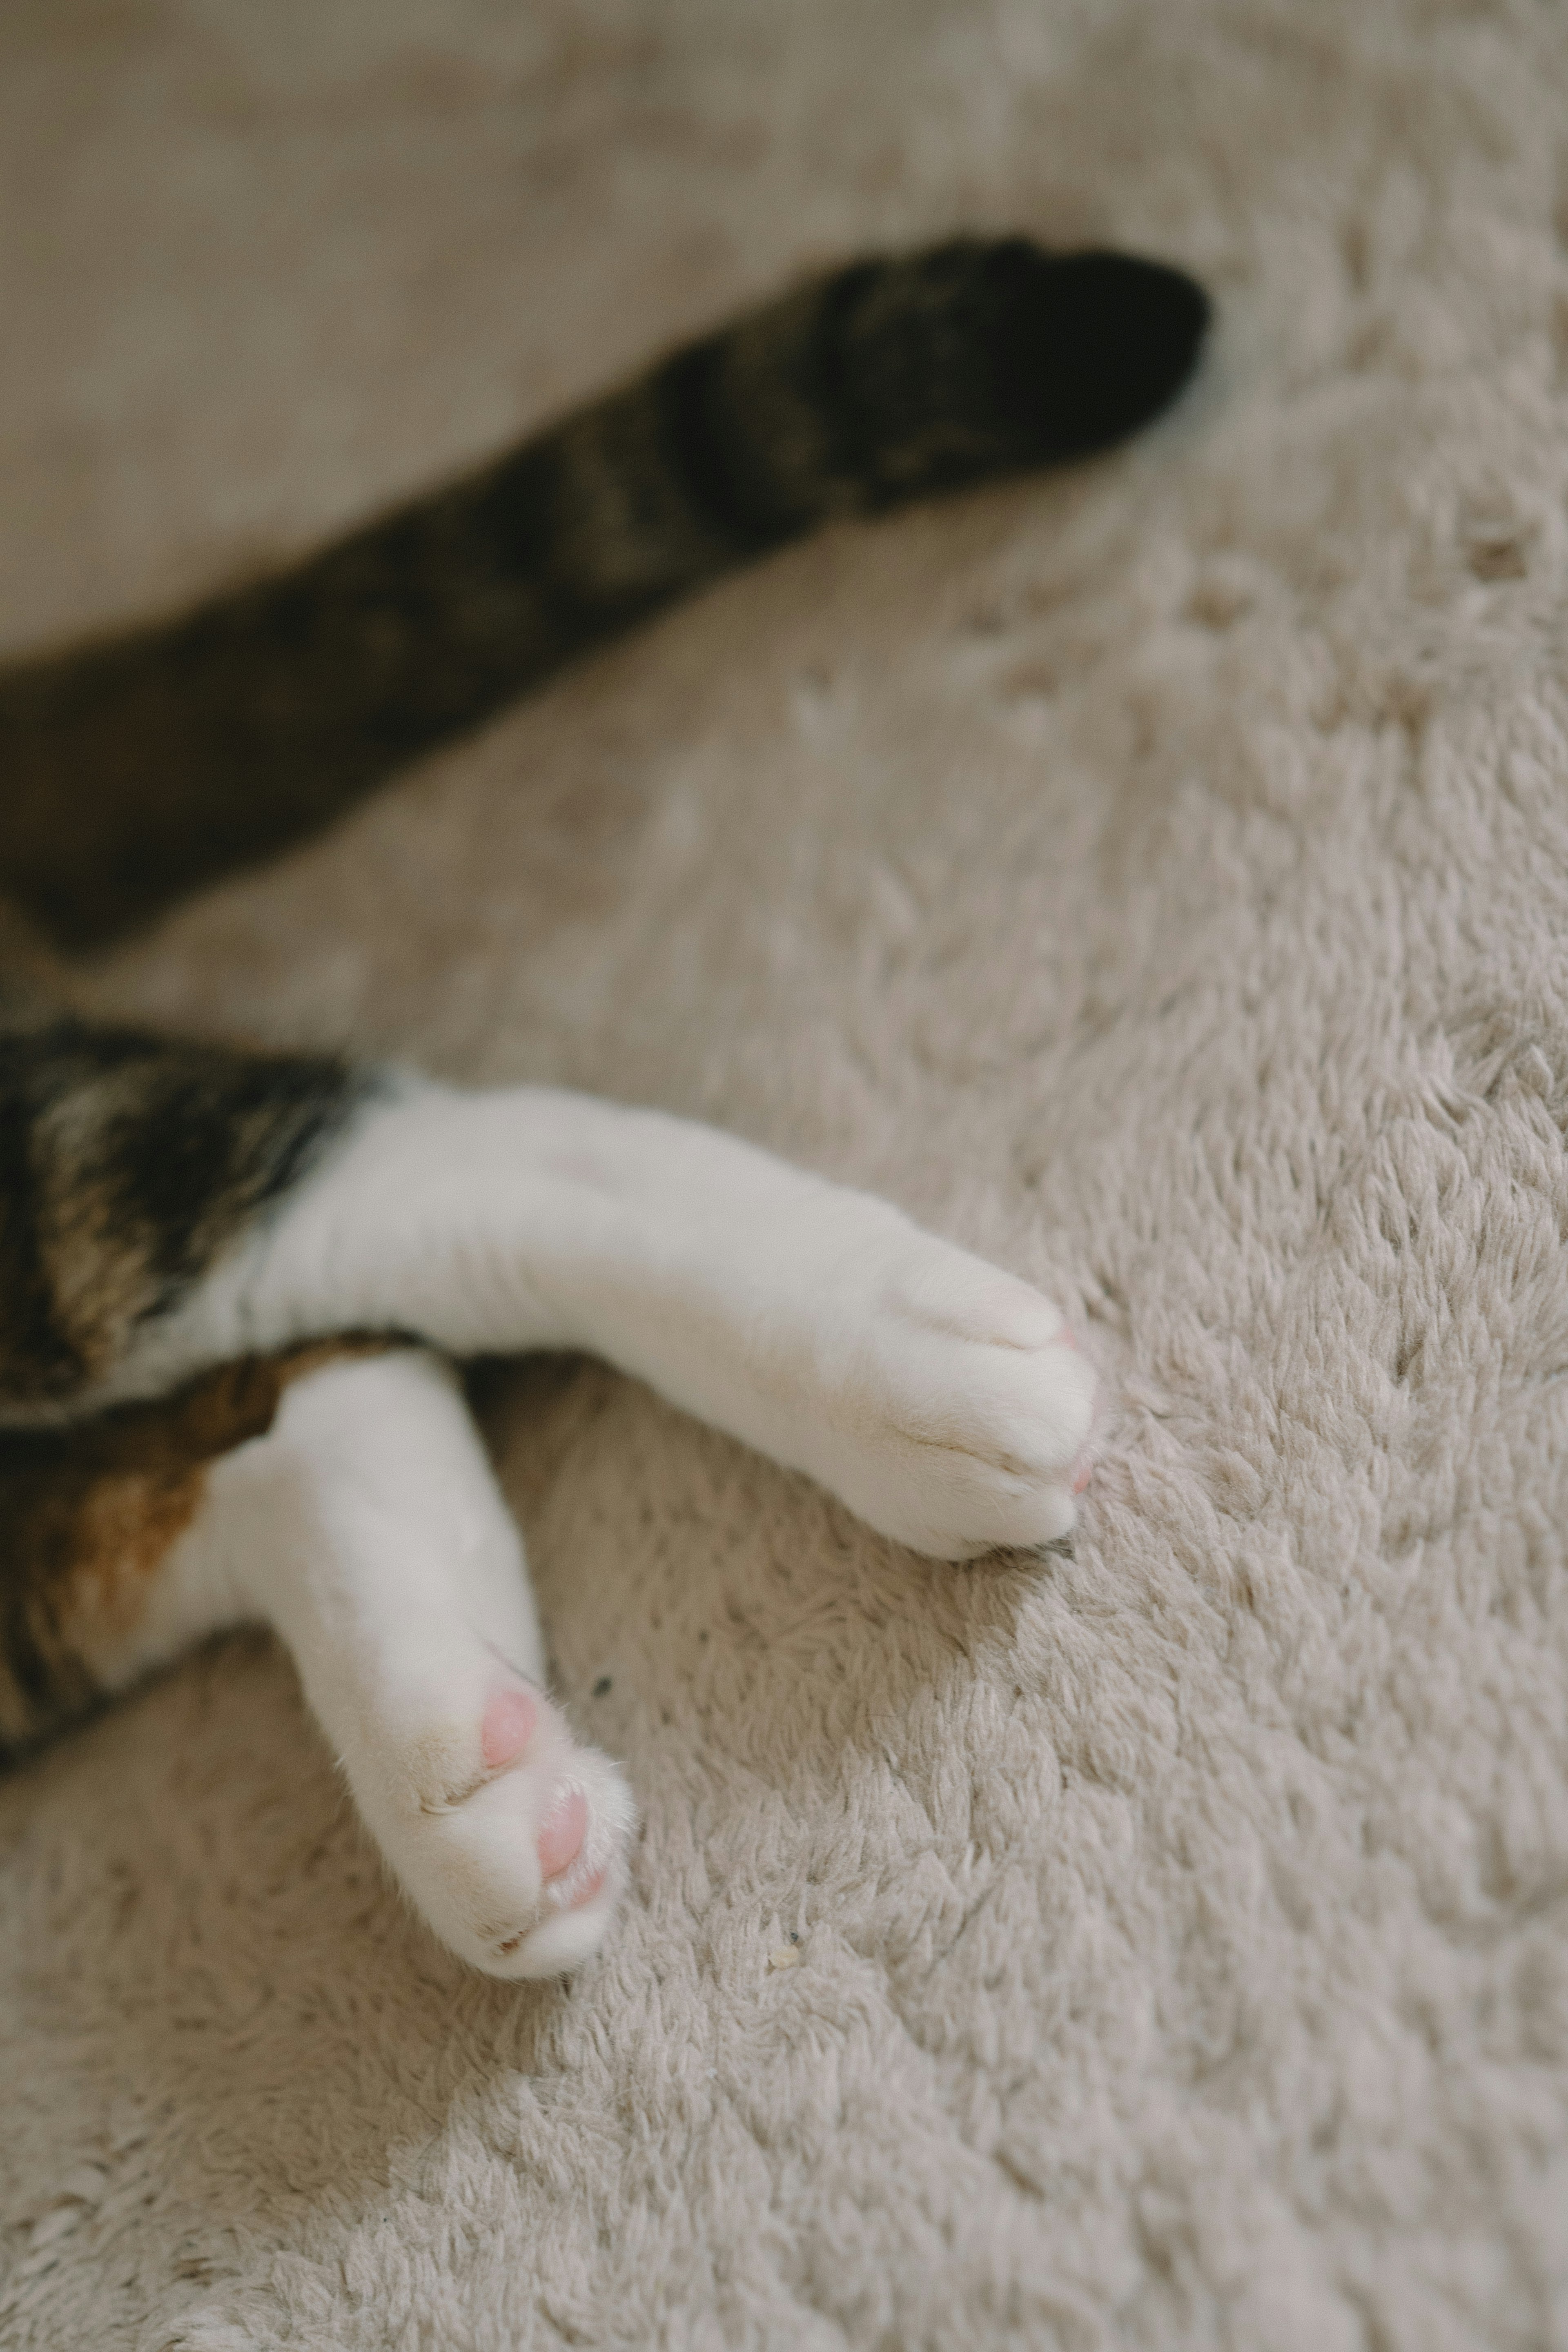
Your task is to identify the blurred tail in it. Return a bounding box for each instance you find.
[0,238,1208,946]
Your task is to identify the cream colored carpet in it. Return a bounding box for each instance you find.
[3,2,1567,2345]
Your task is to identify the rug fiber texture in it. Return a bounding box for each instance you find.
[1,2,1566,2346]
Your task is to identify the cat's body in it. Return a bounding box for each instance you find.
[0,238,1207,1976]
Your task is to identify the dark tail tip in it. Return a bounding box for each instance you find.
[1001,247,1212,460]
[833,238,1211,500]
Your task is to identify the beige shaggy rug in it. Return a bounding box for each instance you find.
[3,2,1568,2346]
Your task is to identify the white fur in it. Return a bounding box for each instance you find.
[132,1348,635,1978]
[107,1080,1097,1559]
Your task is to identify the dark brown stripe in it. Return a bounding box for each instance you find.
[0,1022,364,1407]
[655,336,782,554]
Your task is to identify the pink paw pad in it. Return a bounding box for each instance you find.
[566,1862,608,1911]
[481,1687,538,1771]
[538,1788,588,1882]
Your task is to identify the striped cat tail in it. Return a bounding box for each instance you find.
[0,239,1208,946]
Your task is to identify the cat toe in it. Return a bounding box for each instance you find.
[537,1786,588,1881]
[804,1239,1102,1558]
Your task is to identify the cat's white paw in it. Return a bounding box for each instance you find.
[361,1682,636,1980]
[777,1227,1099,1560]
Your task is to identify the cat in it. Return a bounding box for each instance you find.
[0,238,1207,1978]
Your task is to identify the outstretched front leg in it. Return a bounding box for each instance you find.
[0,1341,633,1978]
[1,1025,1098,1557]
[81,1070,1099,1558]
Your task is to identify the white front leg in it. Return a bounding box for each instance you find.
[120,1082,1098,1559]
[169,1347,634,1979]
